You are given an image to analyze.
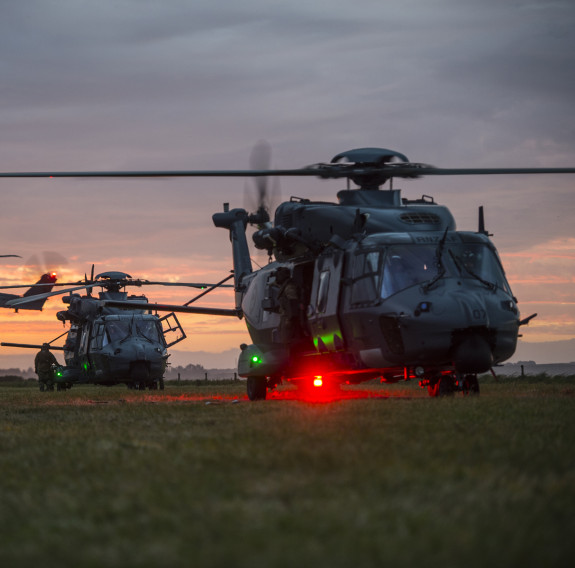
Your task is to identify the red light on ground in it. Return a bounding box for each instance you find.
[313,376,323,387]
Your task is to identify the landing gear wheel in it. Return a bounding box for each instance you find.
[462,374,480,396]
[427,376,455,397]
[427,381,439,397]
[438,375,455,396]
[247,377,267,401]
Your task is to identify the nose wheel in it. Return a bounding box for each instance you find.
[460,374,480,395]
[247,376,267,400]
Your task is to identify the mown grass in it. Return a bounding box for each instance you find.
[0,377,574,568]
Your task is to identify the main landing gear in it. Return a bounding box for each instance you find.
[424,374,480,397]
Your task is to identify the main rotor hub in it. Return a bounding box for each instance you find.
[330,148,410,190]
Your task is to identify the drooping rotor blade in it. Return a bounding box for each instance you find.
[137,281,234,288]
[0,255,21,258]
[0,284,47,289]
[184,274,235,305]
[1,342,65,351]
[0,280,232,290]
[101,300,241,317]
[4,282,101,307]
[0,281,77,290]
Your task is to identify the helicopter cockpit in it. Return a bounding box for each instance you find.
[101,317,165,346]
[380,242,511,298]
[350,234,513,306]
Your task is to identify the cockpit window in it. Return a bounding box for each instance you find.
[105,321,130,343]
[379,243,512,299]
[351,251,382,306]
[451,243,512,295]
[136,320,161,342]
[381,246,436,298]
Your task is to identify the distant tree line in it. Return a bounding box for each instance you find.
[164,363,237,381]
[0,363,237,382]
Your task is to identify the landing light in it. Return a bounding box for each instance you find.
[313,376,323,387]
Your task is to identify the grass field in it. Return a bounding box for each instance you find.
[0,376,574,568]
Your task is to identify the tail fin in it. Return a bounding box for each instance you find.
[19,272,58,310]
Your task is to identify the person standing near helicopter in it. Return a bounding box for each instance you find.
[274,267,305,344]
[34,343,58,392]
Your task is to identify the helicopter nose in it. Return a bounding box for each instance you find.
[452,333,493,374]
[130,360,150,382]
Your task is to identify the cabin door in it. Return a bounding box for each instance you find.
[308,249,345,353]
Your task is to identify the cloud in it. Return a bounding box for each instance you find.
[1,0,574,362]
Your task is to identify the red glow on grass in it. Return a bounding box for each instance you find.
[267,386,407,403]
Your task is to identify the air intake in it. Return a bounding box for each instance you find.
[399,212,441,225]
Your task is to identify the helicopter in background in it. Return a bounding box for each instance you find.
[0,270,58,310]
[1,146,574,399]
[1,270,231,390]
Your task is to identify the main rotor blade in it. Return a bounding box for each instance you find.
[5,282,100,306]
[0,281,78,290]
[2,165,575,180]
[101,300,241,317]
[0,168,319,178]
[1,342,65,351]
[139,281,233,288]
[0,280,232,290]
[410,166,575,176]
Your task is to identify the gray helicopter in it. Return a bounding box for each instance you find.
[1,146,574,399]
[1,270,229,390]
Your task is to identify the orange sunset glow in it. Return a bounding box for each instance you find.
[1,234,573,369]
[0,255,250,368]
[1,2,574,370]
[500,238,575,342]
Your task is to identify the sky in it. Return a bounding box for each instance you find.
[0,0,574,368]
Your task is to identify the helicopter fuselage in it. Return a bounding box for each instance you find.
[213,176,524,399]
[63,312,169,387]
[237,229,519,384]
[54,284,176,389]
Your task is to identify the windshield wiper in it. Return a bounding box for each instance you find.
[449,250,497,291]
[422,229,448,292]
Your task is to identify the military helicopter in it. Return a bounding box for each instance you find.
[0,270,58,310]
[1,270,230,390]
[2,146,574,399]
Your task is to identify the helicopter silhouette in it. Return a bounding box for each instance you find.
[1,146,574,399]
[1,270,231,390]
[0,269,58,310]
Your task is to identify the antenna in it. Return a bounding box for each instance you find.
[477,206,492,236]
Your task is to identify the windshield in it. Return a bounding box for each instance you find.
[105,320,131,343]
[135,320,162,343]
[380,243,512,298]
